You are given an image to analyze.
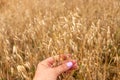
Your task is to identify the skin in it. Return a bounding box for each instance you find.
[33,54,78,80]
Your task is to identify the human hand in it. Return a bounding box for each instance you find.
[33,54,78,80]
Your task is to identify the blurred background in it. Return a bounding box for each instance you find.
[0,0,120,80]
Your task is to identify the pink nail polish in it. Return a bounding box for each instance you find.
[66,62,73,68]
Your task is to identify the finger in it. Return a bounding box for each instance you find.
[65,63,78,73]
[40,54,71,67]
[54,60,77,75]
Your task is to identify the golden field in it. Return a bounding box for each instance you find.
[0,0,120,80]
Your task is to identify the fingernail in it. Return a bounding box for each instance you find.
[66,62,73,68]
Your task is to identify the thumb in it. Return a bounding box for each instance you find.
[54,61,73,75]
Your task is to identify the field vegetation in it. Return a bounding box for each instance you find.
[0,0,120,80]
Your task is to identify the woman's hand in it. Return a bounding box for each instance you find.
[33,54,78,80]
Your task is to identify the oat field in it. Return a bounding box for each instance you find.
[0,0,120,80]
